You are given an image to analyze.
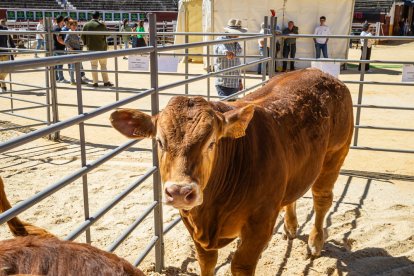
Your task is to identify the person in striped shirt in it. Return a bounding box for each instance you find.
[214,19,247,97]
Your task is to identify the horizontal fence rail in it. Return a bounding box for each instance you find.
[0,15,413,274]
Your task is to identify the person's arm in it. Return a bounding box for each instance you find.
[57,34,65,46]
[326,27,330,44]
[81,25,87,47]
[294,26,298,34]
[313,27,317,43]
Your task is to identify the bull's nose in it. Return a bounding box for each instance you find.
[165,184,196,206]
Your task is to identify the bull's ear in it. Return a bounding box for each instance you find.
[222,104,255,139]
[110,109,156,139]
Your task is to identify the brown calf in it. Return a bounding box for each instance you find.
[0,178,144,276]
[111,69,354,275]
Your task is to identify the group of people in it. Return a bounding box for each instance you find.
[215,16,332,97]
[50,11,113,87]
[120,19,147,59]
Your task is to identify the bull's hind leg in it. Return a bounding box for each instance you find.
[283,201,298,240]
[309,147,349,256]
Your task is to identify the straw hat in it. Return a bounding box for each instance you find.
[224,18,248,34]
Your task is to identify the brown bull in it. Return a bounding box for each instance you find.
[111,68,354,275]
[0,178,144,276]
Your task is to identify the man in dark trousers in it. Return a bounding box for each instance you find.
[0,19,16,92]
[81,11,113,87]
[282,21,298,72]
[53,15,69,83]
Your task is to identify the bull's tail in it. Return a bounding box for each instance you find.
[0,177,55,238]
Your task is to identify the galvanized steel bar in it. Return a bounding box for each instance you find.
[64,166,157,241]
[75,62,91,243]
[0,123,47,132]
[1,105,48,113]
[353,38,368,146]
[133,236,159,267]
[114,35,120,101]
[207,45,211,100]
[185,34,189,95]
[343,80,414,86]
[353,104,414,111]
[106,201,157,253]
[262,16,268,82]
[0,139,140,225]
[354,125,414,132]
[0,88,155,154]
[163,217,182,235]
[351,146,414,154]
[148,13,165,272]
[0,112,48,123]
[0,95,49,106]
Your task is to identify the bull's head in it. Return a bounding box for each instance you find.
[110,96,254,210]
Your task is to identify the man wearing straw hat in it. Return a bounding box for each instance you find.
[214,18,247,97]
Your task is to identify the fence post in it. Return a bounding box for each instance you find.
[207,45,211,100]
[46,17,60,141]
[262,16,269,82]
[353,37,368,146]
[114,35,120,101]
[74,62,91,244]
[185,34,189,95]
[148,13,164,272]
[269,16,277,78]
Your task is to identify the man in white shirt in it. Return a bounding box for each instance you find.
[35,18,44,58]
[358,24,375,72]
[313,16,330,58]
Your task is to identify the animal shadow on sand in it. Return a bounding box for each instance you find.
[275,176,414,276]
[168,175,414,275]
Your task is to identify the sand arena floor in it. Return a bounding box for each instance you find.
[0,41,413,275]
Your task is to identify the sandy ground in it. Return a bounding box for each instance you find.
[0,41,413,275]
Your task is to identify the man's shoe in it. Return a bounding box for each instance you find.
[123,57,128,60]
[81,76,91,82]
[92,83,99,88]
[1,86,6,92]
[70,81,76,85]
[104,82,114,87]
[60,79,70,84]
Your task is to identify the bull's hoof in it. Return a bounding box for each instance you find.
[283,223,298,240]
[308,227,327,257]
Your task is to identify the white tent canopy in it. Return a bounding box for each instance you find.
[176,0,356,68]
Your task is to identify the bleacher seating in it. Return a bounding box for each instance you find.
[69,0,178,11]
[0,0,62,9]
[354,0,394,12]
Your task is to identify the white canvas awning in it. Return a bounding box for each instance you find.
[176,0,356,68]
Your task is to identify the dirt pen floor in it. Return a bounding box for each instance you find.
[0,41,414,275]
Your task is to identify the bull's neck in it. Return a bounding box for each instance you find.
[203,135,253,207]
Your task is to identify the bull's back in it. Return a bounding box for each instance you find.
[243,69,353,203]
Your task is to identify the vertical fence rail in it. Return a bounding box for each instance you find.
[75,62,91,244]
[185,34,189,95]
[262,16,269,82]
[114,35,120,101]
[148,13,164,272]
[46,17,59,140]
[353,37,368,146]
[207,45,211,100]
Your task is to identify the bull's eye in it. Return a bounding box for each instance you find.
[156,138,164,150]
[208,141,216,150]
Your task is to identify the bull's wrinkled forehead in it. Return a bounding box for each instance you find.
[158,97,216,151]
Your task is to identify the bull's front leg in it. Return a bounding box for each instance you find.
[231,211,279,275]
[194,242,218,276]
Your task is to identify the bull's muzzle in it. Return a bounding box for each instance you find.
[164,182,201,209]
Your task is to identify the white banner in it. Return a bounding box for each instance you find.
[402,64,414,82]
[158,56,181,72]
[311,61,340,78]
[128,55,150,71]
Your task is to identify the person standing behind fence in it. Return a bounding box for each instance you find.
[131,23,138,47]
[136,20,147,47]
[81,11,113,88]
[120,19,131,60]
[358,24,375,72]
[282,21,298,72]
[313,16,330,58]
[64,20,88,85]
[0,19,16,92]
[214,18,246,97]
[35,18,44,58]
[53,15,69,83]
